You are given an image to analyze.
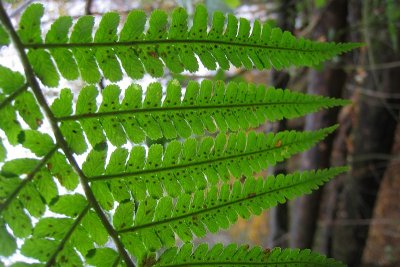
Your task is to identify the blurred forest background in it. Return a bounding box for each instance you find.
[3,0,400,266]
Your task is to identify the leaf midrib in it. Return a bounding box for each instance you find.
[56,100,335,121]
[117,170,330,233]
[45,205,90,267]
[89,134,321,182]
[23,39,329,54]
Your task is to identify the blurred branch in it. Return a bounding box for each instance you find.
[85,0,94,15]
[343,61,400,71]
[320,218,400,226]
[298,0,335,37]
[347,85,400,100]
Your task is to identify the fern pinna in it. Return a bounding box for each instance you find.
[0,2,358,267]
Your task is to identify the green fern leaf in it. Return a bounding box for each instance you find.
[3,199,32,238]
[33,217,74,240]
[1,158,40,177]
[0,223,17,257]
[59,121,88,155]
[45,16,79,80]
[33,170,58,204]
[0,148,76,218]
[17,3,42,45]
[18,4,362,84]
[55,80,348,146]
[18,183,45,218]
[55,243,84,266]
[81,211,109,246]
[50,88,73,117]
[14,91,44,129]
[20,238,58,262]
[0,150,71,220]
[94,12,122,82]
[70,15,101,83]
[0,147,75,229]
[0,176,19,201]
[86,248,120,267]
[0,139,6,162]
[83,126,337,201]
[0,65,25,95]
[47,151,79,190]
[19,204,91,263]
[117,167,347,256]
[17,130,54,157]
[0,102,22,145]
[0,22,10,47]
[154,243,346,267]
[0,65,43,138]
[18,3,59,87]
[49,194,87,217]
[0,65,30,144]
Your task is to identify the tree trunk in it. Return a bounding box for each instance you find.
[267,0,295,248]
[362,125,400,267]
[332,1,400,265]
[289,0,349,249]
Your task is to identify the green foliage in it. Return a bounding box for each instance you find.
[55,80,348,147]
[0,139,5,162]
[118,167,347,258]
[0,65,25,94]
[0,23,10,46]
[83,126,338,202]
[16,4,361,87]
[0,2,359,267]
[154,243,346,267]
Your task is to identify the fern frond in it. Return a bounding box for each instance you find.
[53,80,349,147]
[0,1,355,266]
[17,4,362,86]
[0,127,80,209]
[0,129,79,242]
[116,167,347,257]
[20,201,112,266]
[0,145,57,212]
[17,198,114,265]
[154,243,346,267]
[82,126,337,203]
[0,65,43,144]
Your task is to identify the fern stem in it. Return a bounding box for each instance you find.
[0,4,135,266]
[0,83,28,111]
[117,171,334,233]
[89,138,311,182]
[23,39,321,53]
[56,101,331,121]
[0,145,58,214]
[45,205,90,267]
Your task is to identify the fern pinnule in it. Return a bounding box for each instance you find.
[0,65,43,144]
